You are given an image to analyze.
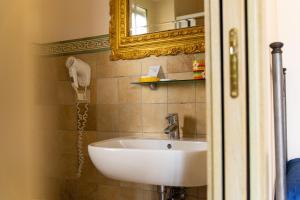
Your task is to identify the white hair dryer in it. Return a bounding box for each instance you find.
[66,56,91,178]
[66,56,91,101]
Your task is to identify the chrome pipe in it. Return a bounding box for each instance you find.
[158,185,166,200]
[270,42,287,200]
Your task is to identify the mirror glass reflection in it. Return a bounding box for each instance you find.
[129,0,204,36]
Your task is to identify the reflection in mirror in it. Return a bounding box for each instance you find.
[129,0,204,36]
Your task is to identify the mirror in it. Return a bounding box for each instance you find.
[129,0,204,36]
[110,0,205,60]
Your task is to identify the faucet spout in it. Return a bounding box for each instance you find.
[164,123,178,133]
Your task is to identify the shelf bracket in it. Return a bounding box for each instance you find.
[149,83,157,90]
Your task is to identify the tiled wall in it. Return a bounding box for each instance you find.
[38,50,207,200]
[95,51,206,139]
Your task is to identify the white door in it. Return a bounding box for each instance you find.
[208,0,279,199]
[206,0,248,199]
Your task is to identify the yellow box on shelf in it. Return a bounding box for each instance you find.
[139,76,160,83]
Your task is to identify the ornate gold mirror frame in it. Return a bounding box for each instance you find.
[109,0,205,60]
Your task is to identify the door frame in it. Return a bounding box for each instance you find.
[206,0,249,199]
[247,0,278,199]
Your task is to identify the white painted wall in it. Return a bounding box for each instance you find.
[37,0,110,43]
[277,0,300,160]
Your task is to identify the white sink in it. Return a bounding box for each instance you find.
[88,137,207,187]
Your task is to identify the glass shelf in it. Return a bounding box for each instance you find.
[131,79,205,90]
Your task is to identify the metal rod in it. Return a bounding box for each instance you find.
[270,42,287,200]
[282,68,288,161]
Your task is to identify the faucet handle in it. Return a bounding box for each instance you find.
[166,113,179,124]
[166,113,177,119]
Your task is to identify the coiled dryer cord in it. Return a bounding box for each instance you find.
[76,102,89,178]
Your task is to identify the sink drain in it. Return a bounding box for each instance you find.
[167,144,172,149]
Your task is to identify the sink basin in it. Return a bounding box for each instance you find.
[88,137,207,187]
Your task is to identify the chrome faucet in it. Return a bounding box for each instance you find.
[164,113,180,139]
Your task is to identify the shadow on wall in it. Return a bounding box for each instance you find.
[182,116,197,138]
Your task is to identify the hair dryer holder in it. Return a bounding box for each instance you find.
[66,56,91,102]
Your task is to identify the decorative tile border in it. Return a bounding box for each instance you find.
[38,34,110,56]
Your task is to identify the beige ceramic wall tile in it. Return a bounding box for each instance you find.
[57,131,96,156]
[57,131,77,154]
[196,103,206,135]
[142,104,167,133]
[61,104,96,131]
[143,190,160,200]
[97,104,119,131]
[198,185,208,200]
[50,51,208,200]
[97,52,142,78]
[56,81,75,105]
[114,59,142,77]
[57,104,96,131]
[197,52,205,59]
[119,182,141,190]
[142,85,167,103]
[35,57,58,81]
[53,56,70,81]
[141,56,168,76]
[118,104,142,132]
[167,54,194,73]
[96,131,119,140]
[59,153,78,179]
[84,131,97,154]
[43,153,61,178]
[118,132,143,137]
[196,81,206,103]
[76,182,98,200]
[40,178,62,200]
[97,78,119,104]
[118,76,142,104]
[119,181,156,192]
[167,72,194,80]
[56,79,97,105]
[40,133,61,179]
[97,51,111,64]
[35,80,57,105]
[85,104,97,131]
[89,79,97,104]
[54,53,98,81]
[41,130,61,156]
[119,187,144,200]
[186,186,207,200]
[59,180,78,199]
[82,158,120,186]
[96,185,121,200]
[185,187,200,198]
[142,184,157,192]
[195,134,207,139]
[142,132,168,139]
[96,51,117,78]
[167,103,197,137]
[35,105,58,131]
[58,105,77,130]
[76,53,99,79]
[96,60,117,78]
[167,83,196,103]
